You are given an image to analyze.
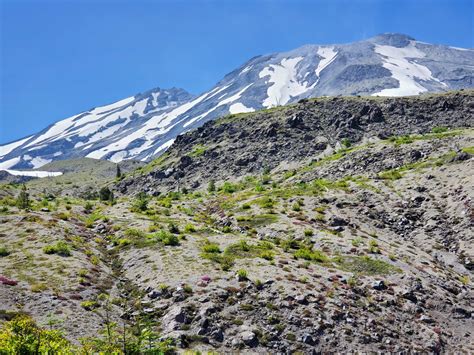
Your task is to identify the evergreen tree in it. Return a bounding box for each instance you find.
[108,190,115,205]
[16,184,30,210]
[116,164,122,179]
[99,187,112,202]
[208,179,216,193]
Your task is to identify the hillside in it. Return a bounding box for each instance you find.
[0,91,472,353]
[1,33,473,169]
[118,90,474,194]
[0,158,144,197]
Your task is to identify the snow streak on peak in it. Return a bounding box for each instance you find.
[315,47,338,78]
[259,57,310,108]
[372,41,445,96]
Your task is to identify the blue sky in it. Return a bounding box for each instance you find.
[1,0,473,144]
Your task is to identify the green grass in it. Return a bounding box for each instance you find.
[236,214,278,228]
[334,255,401,275]
[293,248,329,263]
[135,152,170,175]
[386,129,463,146]
[462,146,474,155]
[189,144,207,157]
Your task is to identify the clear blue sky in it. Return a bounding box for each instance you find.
[1,0,473,144]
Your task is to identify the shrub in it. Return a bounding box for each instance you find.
[378,170,402,180]
[31,283,48,293]
[124,228,146,239]
[202,241,221,253]
[259,250,274,261]
[239,240,250,252]
[0,247,10,257]
[81,300,99,311]
[335,255,400,275]
[294,248,328,263]
[368,239,380,253]
[208,180,216,193]
[184,223,196,233]
[56,212,69,221]
[43,241,71,257]
[99,187,113,202]
[351,237,363,247]
[0,315,72,352]
[168,223,180,234]
[459,275,469,285]
[154,230,179,246]
[84,202,94,213]
[16,184,30,210]
[304,229,314,237]
[237,269,248,280]
[118,238,131,246]
[131,192,149,212]
[221,182,238,194]
[90,255,100,265]
[341,138,351,148]
[431,126,448,134]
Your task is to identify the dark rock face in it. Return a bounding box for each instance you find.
[118,91,474,195]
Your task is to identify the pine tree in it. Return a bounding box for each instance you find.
[108,190,115,205]
[208,179,216,193]
[116,164,122,179]
[99,187,112,202]
[16,184,30,210]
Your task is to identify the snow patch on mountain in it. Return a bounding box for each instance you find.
[30,157,52,169]
[0,136,31,158]
[229,102,255,114]
[4,170,63,178]
[153,138,175,156]
[259,57,310,107]
[184,84,253,128]
[373,41,445,96]
[315,47,338,77]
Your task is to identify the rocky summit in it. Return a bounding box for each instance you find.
[0,90,473,353]
[1,34,474,170]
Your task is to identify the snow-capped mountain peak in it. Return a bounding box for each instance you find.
[1,33,473,169]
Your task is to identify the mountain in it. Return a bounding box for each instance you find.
[1,33,473,169]
[1,91,472,352]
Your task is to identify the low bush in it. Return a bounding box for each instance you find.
[155,231,179,246]
[0,247,10,257]
[43,241,71,256]
[294,248,328,263]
